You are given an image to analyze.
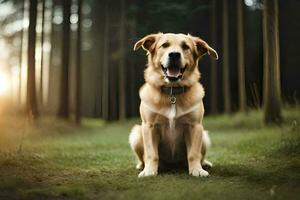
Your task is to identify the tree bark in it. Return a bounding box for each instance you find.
[75,0,82,124]
[27,0,39,118]
[46,0,55,108]
[39,0,46,106]
[222,0,231,113]
[58,0,71,119]
[101,3,110,120]
[210,0,218,114]
[19,0,25,105]
[262,0,282,124]
[237,0,247,112]
[118,0,126,120]
[127,0,137,117]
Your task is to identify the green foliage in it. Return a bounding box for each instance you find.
[0,108,299,200]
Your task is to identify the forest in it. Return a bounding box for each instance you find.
[0,0,298,121]
[0,0,299,199]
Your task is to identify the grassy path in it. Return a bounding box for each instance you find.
[0,109,299,200]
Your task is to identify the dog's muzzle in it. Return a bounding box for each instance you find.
[161,52,187,82]
[161,63,186,82]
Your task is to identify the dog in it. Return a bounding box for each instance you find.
[129,33,218,177]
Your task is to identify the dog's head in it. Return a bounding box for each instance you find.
[134,33,218,85]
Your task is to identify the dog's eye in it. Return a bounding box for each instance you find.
[161,42,170,48]
[182,43,190,50]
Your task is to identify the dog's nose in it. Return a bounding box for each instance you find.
[169,52,181,60]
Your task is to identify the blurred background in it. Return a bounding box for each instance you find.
[0,0,299,122]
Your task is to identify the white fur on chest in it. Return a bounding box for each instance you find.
[164,104,179,157]
[167,104,176,129]
[142,101,200,122]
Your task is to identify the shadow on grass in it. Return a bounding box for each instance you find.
[211,162,300,186]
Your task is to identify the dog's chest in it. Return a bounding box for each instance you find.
[142,101,202,162]
[165,104,178,151]
[159,109,187,163]
[158,104,193,160]
[166,104,176,129]
[159,102,200,121]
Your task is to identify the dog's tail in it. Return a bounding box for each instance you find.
[202,130,211,148]
[202,130,213,168]
[129,125,142,149]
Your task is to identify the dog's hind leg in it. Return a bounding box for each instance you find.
[129,125,144,170]
[201,130,213,168]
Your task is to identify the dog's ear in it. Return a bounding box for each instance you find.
[134,33,161,52]
[190,36,218,60]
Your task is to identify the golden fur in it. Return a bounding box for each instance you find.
[129,33,218,177]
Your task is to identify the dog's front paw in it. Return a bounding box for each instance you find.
[138,168,157,178]
[189,167,209,177]
[136,162,144,170]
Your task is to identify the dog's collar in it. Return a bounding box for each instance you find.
[161,86,189,95]
[161,86,189,104]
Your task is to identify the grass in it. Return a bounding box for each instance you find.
[0,108,299,200]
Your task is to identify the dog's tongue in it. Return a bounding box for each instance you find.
[166,67,181,78]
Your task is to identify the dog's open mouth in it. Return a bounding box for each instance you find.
[161,64,186,82]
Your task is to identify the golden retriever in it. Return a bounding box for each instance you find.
[129,33,218,177]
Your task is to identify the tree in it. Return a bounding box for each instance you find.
[262,0,282,124]
[45,0,59,111]
[90,0,107,118]
[210,0,218,114]
[101,3,110,120]
[108,0,119,120]
[58,0,71,118]
[236,0,247,112]
[27,0,39,118]
[19,0,25,105]
[127,0,138,117]
[222,0,231,113]
[48,0,55,81]
[75,0,82,124]
[39,0,46,106]
[118,0,126,120]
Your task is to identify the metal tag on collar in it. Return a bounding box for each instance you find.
[170,96,176,104]
[170,87,176,104]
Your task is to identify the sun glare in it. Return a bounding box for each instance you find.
[0,72,9,95]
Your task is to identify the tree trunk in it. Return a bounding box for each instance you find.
[118,0,126,120]
[19,0,25,105]
[58,0,71,118]
[107,1,119,120]
[222,0,231,113]
[127,0,137,117]
[210,0,218,114]
[75,0,82,124]
[262,0,282,124]
[27,0,39,118]
[39,0,46,106]
[236,0,247,112]
[91,1,104,118]
[47,0,55,108]
[102,3,110,120]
